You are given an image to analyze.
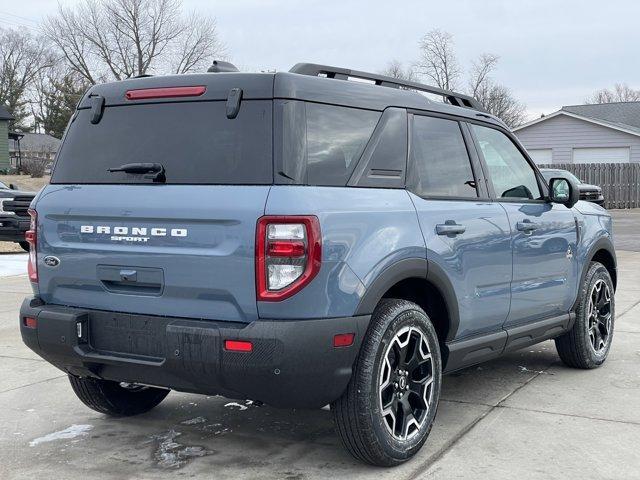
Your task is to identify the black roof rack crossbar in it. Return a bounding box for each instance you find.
[289,63,485,112]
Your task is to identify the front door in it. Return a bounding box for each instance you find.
[408,114,512,339]
[469,123,578,326]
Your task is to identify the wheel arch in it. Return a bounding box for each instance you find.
[591,246,617,290]
[574,237,617,310]
[354,258,460,348]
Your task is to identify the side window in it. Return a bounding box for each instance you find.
[409,115,478,198]
[470,124,542,200]
[306,104,380,186]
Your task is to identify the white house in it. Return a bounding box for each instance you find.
[513,102,640,165]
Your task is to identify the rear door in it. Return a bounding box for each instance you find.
[408,114,512,339]
[35,94,273,323]
[469,123,578,326]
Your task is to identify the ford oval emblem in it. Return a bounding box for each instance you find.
[43,256,60,268]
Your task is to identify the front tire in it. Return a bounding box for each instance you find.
[69,375,169,416]
[19,241,30,252]
[331,299,442,466]
[555,261,615,369]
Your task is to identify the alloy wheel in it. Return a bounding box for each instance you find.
[379,326,434,440]
[587,279,612,353]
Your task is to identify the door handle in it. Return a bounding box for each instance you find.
[119,269,138,282]
[516,220,538,232]
[436,221,466,236]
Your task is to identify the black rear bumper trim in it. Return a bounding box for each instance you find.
[19,298,370,408]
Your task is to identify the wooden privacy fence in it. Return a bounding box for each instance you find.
[539,162,640,209]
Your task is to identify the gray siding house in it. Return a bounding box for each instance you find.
[513,102,640,165]
[9,132,60,168]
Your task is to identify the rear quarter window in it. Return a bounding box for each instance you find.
[52,100,272,185]
[276,101,381,186]
[306,104,380,186]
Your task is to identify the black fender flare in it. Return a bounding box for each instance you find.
[572,236,617,311]
[354,257,461,342]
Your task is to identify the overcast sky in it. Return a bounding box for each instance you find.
[3,0,639,120]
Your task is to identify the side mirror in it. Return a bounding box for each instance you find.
[549,177,579,208]
[9,183,16,190]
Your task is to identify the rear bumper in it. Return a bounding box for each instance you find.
[0,215,29,242]
[19,298,370,408]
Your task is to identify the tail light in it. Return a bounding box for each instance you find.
[26,208,37,283]
[256,216,321,301]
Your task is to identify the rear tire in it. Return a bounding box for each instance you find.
[68,375,169,416]
[331,299,442,466]
[19,241,30,252]
[555,261,615,369]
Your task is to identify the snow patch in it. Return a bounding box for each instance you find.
[181,416,207,425]
[224,402,248,411]
[29,424,93,446]
[518,365,553,375]
[152,430,210,468]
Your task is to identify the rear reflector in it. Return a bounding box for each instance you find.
[23,317,37,329]
[333,333,355,348]
[224,340,253,352]
[125,86,206,100]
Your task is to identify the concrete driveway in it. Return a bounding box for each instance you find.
[1,215,639,479]
[611,208,640,252]
[0,254,27,277]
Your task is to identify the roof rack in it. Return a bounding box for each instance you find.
[289,63,485,112]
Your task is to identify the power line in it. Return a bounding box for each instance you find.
[0,16,39,32]
[0,10,39,25]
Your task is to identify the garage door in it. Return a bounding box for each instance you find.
[527,149,552,164]
[572,147,630,164]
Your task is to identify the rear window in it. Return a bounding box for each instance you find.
[51,100,272,184]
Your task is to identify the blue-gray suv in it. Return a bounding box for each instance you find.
[19,62,617,466]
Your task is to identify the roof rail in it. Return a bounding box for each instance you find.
[289,63,485,111]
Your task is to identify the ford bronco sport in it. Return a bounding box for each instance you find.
[20,62,617,466]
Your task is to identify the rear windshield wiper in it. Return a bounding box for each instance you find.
[108,163,166,183]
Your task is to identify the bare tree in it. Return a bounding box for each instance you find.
[0,28,53,129]
[31,64,89,138]
[467,52,526,127]
[468,53,499,98]
[477,84,527,128]
[43,0,225,84]
[415,29,460,90]
[380,60,418,82]
[171,14,224,74]
[409,30,526,127]
[585,83,640,104]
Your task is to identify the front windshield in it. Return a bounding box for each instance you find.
[0,181,8,189]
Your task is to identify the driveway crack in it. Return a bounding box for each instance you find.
[0,375,66,395]
[496,404,640,426]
